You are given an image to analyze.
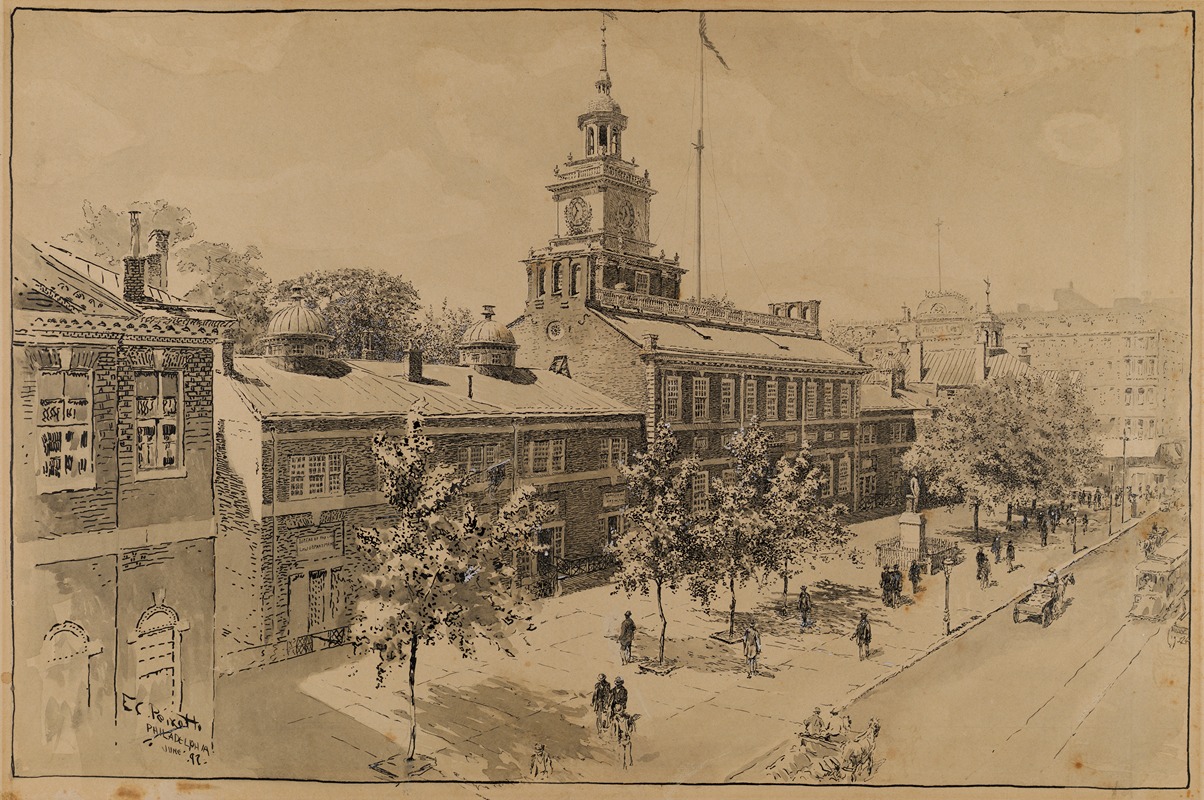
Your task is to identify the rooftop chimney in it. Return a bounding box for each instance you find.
[145,229,170,291]
[129,210,141,258]
[404,345,423,382]
[123,210,147,302]
[1017,343,1031,366]
[482,304,496,320]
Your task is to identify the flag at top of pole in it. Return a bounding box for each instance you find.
[699,12,731,70]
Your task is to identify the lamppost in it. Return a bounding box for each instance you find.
[943,557,953,636]
[1120,433,1130,525]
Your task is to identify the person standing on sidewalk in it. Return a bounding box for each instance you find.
[798,585,813,633]
[591,674,612,733]
[1006,540,1016,572]
[743,622,762,677]
[1040,515,1049,548]
[618,611,636,665]
[880,566,893,607]
[991,533,1002,564]
[852,611,872,660]
[908,561,922,595]
[975,547,988,588]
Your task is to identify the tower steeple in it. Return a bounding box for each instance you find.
[596,18,612,96]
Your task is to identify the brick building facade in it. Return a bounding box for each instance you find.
[214,300,642,671]
[11,227,230,776]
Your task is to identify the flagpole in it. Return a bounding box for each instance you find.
[695,16,705,302]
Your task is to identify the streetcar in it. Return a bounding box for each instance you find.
[1129,535,1189,621]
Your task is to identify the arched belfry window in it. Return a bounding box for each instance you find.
[35,620,103,751]
[130,596,189,712]
[599,125,609,150]
[586,127,595,156]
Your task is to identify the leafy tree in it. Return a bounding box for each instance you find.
[281,270,422,361]
[824,323,872,356]
[903,374,1101,538]
[415,300,477,365]
[688,419,777,637]
[612,423,702,663]
[351,410,553,764]
[63,200,197,270]
[765,443,852,598]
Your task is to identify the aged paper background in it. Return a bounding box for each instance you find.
[3,1,1201,798]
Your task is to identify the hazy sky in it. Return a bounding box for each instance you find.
[12,9,1192,325]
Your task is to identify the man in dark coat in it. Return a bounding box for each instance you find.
[908,561,922,594]
[880,566,892,607]
[798,585,813,633]
[891,565,903,605]
[610,676,628,724]
[975,548,989,589]
[618,610,636,665]
[591,674,612,733]
[1006,540,1016,572]
[1040,515,1049,548]
[852,611,872,660]
[991,533,1002,564]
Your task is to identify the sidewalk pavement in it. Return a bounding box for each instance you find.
[221,503,1145,783]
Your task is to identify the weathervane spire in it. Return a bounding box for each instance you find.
[596,14,612,95]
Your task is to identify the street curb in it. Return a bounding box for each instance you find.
[836,511,1151,712]
[725,511,1154,783]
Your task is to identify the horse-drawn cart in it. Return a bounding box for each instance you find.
[1013,574,1074,627]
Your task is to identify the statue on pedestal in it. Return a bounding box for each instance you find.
[909,474,921,512]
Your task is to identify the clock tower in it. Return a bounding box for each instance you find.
[522,20,686,310]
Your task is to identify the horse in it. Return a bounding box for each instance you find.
[838,717,880,783]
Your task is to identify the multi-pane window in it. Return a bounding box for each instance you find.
[822,462,834,497]
[136,371,182,472]
[841,383,852,418]
[665,376,682,422]
[540,523,566,561]
[720,378,736,421]
[635,272,651,294]
[823,382,834,418]
[805,381,817,420]
[838,458,851,494]
[459,444,500,476]
[692,377,710,422]
[289,453,344,498]
[860,425,877,445]
[37,369,94,490]
[552,261,563,294]
[601,437,628,469]
[529,438,566,474]
[785,381,798,420]
[691,472,710,513]
[764,381,779,421]
[743,379,757,422]
[694,435,709,455]
[1125,388,1133,406]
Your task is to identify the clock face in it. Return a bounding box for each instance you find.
[546,321,565,341]
[618,199,636,233]
[565,197,592,235]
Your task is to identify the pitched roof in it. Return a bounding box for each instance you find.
[360,362,639,416]
[860,383,930,411]
[593,309,866,369]
[921,349,1047,388]
[225,357,501,419]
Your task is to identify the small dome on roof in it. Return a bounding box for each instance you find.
[586,93,622,114]
[268,285,329,337]
[460,305,517,348]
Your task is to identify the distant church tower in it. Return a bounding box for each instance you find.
[523,20,686,316]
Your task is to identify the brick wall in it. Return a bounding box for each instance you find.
[511,311,648,408]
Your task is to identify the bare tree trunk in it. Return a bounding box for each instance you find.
[782,558,790,598]
[656,581,667,663]
[407,634,419,761]
[973,502,980,542]
[728,572,737,636]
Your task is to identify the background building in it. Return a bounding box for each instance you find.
[11,220,230,776]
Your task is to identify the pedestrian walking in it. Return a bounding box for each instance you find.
[530,743,553,778]
[1040,516,1049,548]
[1094,488,1102,509]
[618,610,636,665]
[609,676,628,728]
[908,561,922,595]
[1005,540,1015,572]
[591,674,612,733]
[893,565,904,605]
[743,622,762,677]
[1080,510,1089,532]
[991,534,1002,564]
[798,585,813,633]
[975,548,989,589]
[852,611,872,661]
[880,566,892,607]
